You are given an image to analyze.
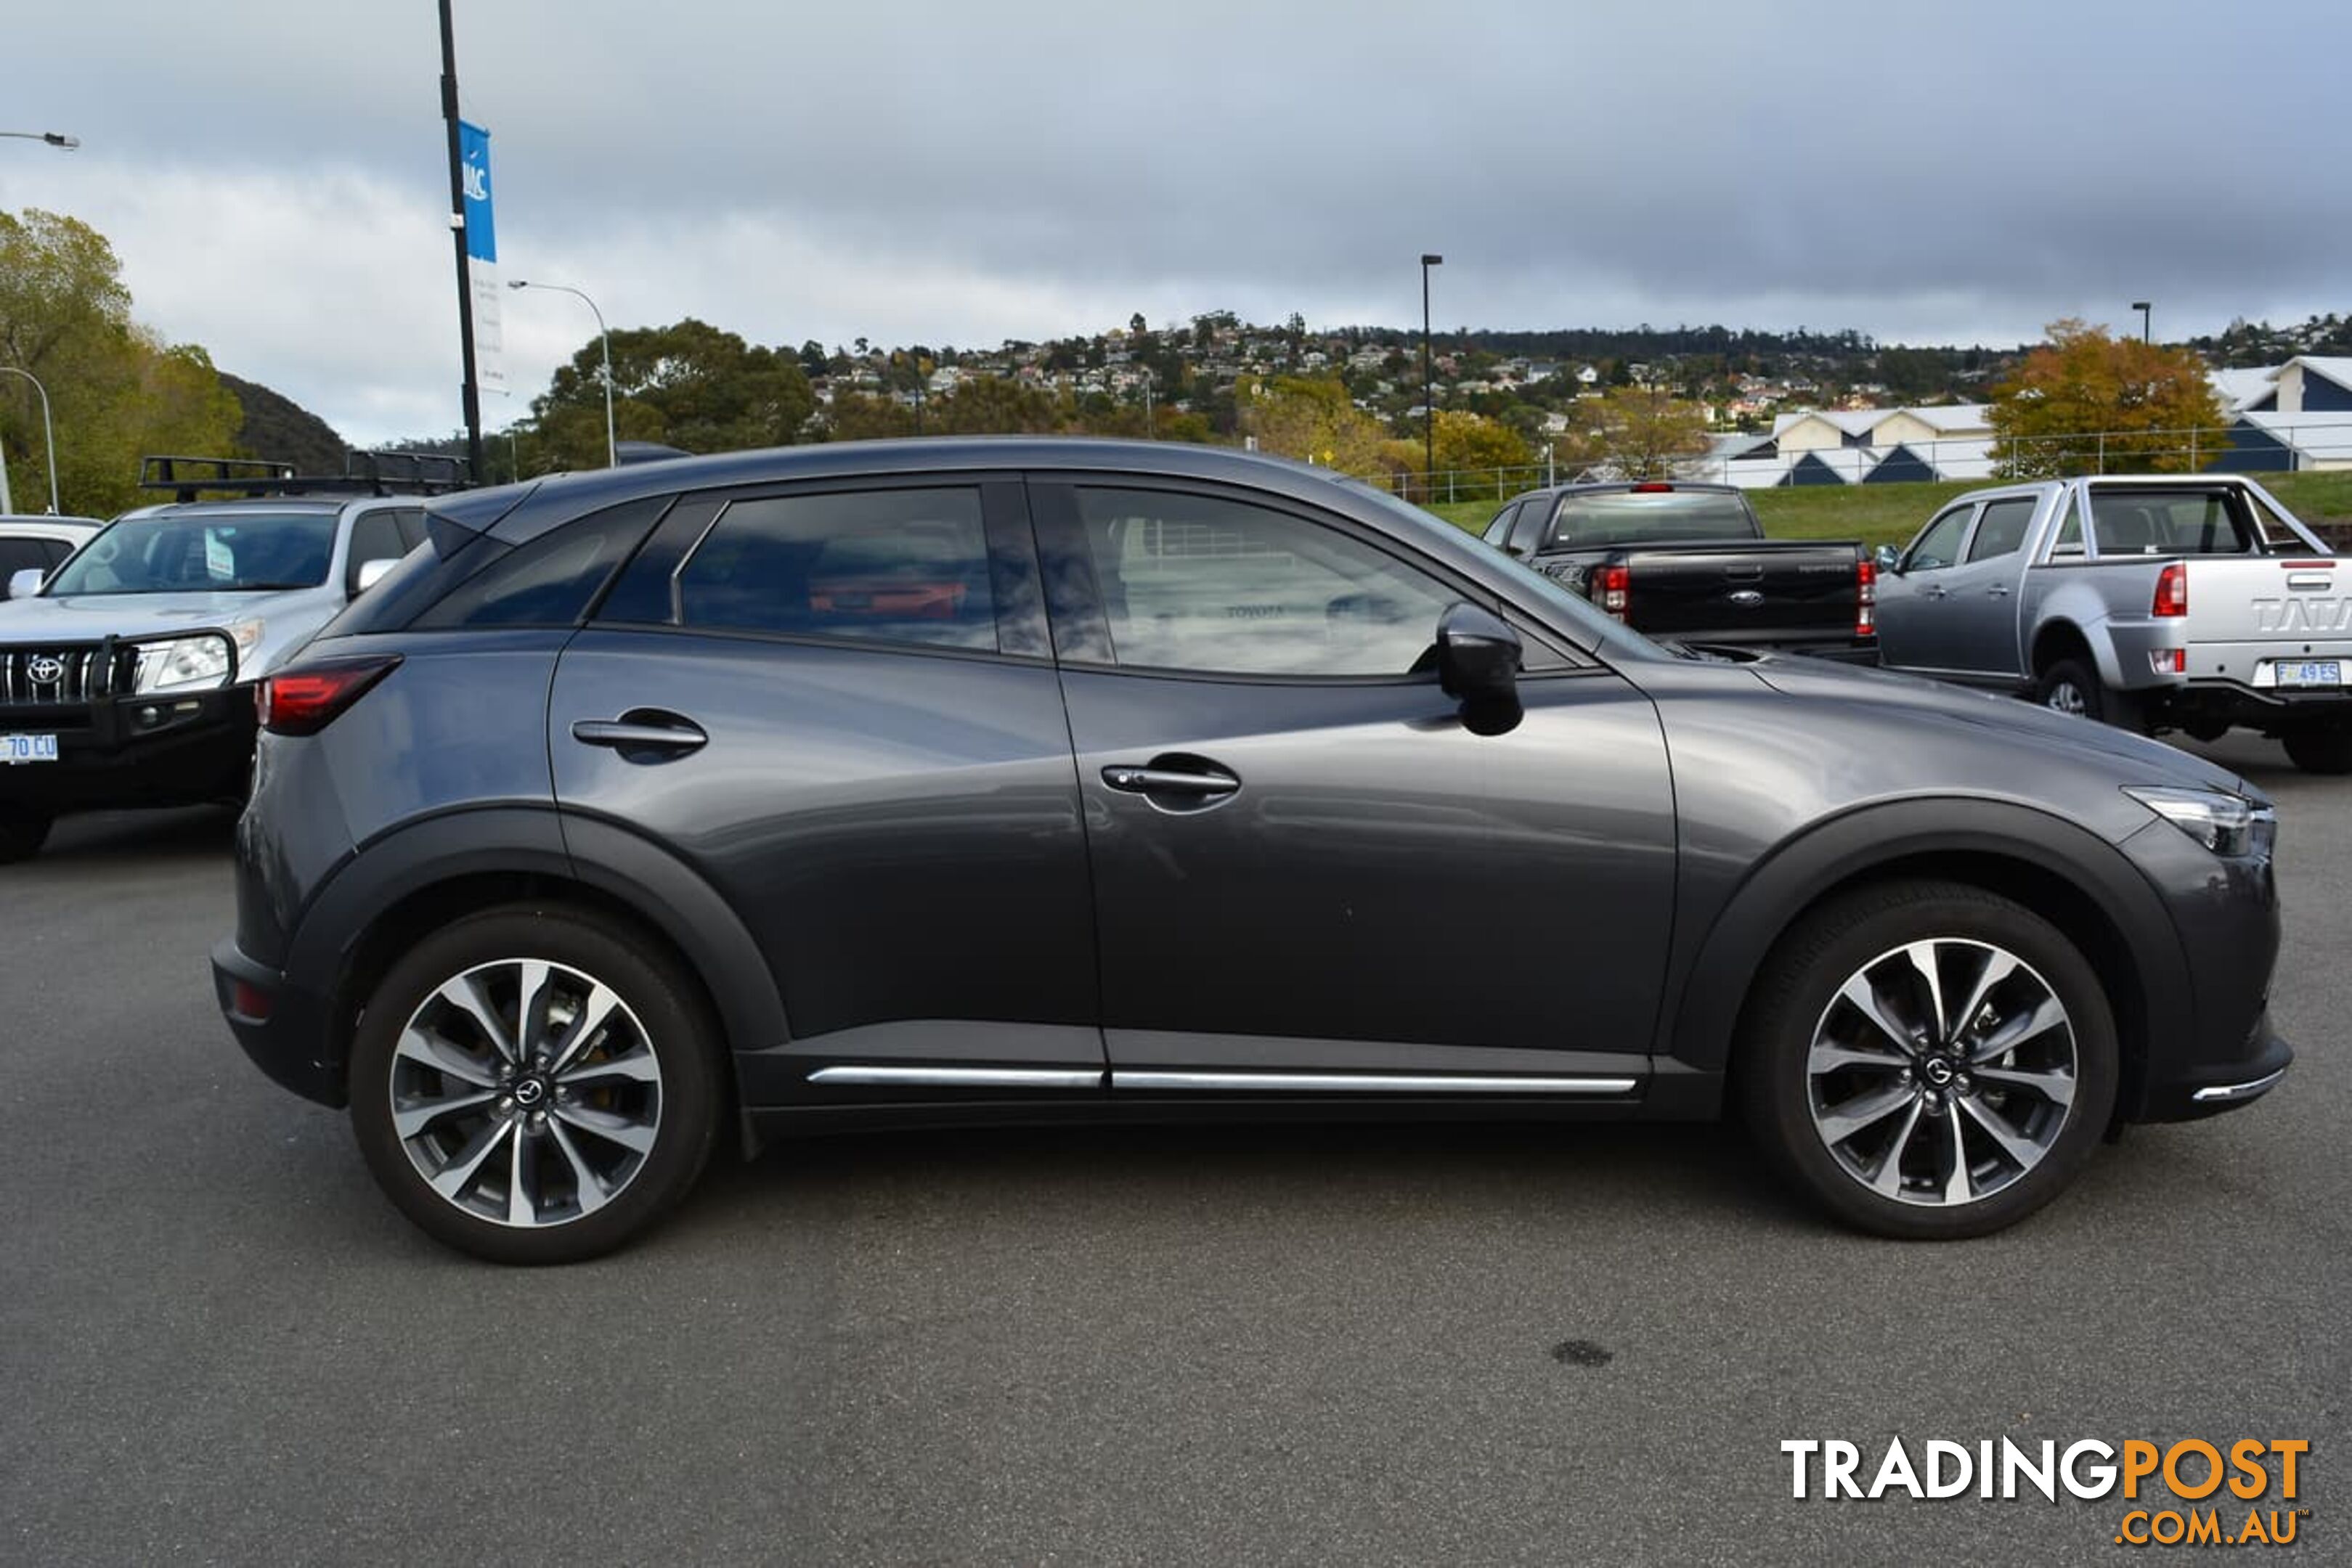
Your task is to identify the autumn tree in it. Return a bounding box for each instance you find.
[1430,409,1534,477]
[0,208,240,515]
[1565,385,1712,480]
[1989,319,2229,476]
[1240,374,1388,472]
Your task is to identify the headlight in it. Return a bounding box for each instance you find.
[132,632,237,694]
[2124,785,2274,857]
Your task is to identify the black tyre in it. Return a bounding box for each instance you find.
[347,903,725,1265]
[2035,656,2141,730]
[2282,724,2352,775]
[1738,880,2118,1240]
[0,814,52,863]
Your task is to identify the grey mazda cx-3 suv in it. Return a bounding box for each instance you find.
[211,439,2290,1263]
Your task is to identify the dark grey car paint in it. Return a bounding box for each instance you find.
[215,438,2284,1135]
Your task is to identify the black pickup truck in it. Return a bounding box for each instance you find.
[1480,481,1878,661]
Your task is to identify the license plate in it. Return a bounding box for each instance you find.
[1,732,59,764]
[2275,660,2343,689]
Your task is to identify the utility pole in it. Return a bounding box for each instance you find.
[438,0,485,480]
[1420,254,1443,499]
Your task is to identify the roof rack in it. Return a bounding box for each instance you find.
[139,451,474,503]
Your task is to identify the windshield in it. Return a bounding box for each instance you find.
[44,511,338,595]
[1548,490,1757,548]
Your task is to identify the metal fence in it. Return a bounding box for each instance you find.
[1360,421,2352,507]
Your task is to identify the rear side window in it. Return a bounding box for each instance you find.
[2050,493,2084,556]
[673,488,996,653]
[1481,502,1522,546]
[412,495,672,629]
[1963,498,2036,563]
[0,538,50,580]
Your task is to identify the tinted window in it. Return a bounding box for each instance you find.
[1904,506,1973,572]
[46,510,337,595]
[345,510,410,592]
[1074,488,1455,677]
[1964,497,2036,563]
[675,488,996,652]
[0,539,50,580]
[1547,489,1754,547]
[413,494,671,629]
[2089,489,2255,556]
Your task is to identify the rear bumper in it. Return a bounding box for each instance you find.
[0,686,255,812]
[2152,679,2352,731]
[211,937,346,1108]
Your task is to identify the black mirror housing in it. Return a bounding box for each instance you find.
[1436,601,1523,734]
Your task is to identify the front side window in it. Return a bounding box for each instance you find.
[345,510,410,592]
[46,511,338,595]
[675,487,996,652]
[1903,506,1974,573]
[1074,487,1457,677]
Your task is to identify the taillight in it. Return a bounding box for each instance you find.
[258,654,402,737]
[1595,564,1630,620]
[2153,562,2188,618]
[1856,559,1877,639]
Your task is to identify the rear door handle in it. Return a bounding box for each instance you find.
[1987,584,2010,597]
[1102,763,1240,797]
[572,715,709,755]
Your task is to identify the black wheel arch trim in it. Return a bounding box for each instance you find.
[282,805,790,1087]
[1659,796,2192,1093]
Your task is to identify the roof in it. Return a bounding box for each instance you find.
[2207,366,2278,412]
[0,517,100,539]
[2235,408,2352,463]
[2284,356,2352,391]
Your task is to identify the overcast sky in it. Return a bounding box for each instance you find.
[5,0,2345,445]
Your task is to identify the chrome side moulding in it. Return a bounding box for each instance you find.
[807,1066,1106,1090]
[1110,1071,1641,1095]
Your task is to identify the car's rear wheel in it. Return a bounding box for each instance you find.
[1738,880,2118,1239]
[2282,722,2352,775]
[0,813,51,863]
[2036,656,2141,731]
[347,905,723,1264]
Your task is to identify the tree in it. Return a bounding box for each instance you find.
[1240,375,1388,473]
[528,318,816,469]
[797,339,829,376]
[0,208,240,515]
[1430,409,1533,476]
[1568,385,1712,480]
[1989,319,2229,476]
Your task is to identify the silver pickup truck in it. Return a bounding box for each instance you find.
[1874,474,2352,771]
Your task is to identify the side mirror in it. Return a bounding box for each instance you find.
[7,568,43,600]
[1873,543,1902,575]
[1436,601,1523,735]
[353,557,398,595]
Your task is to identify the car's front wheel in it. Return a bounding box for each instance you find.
[347,905,724,1264]
[0,813,51,863]
[1739,880,2118,1239]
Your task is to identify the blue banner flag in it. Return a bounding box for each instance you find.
[459,120,496,264]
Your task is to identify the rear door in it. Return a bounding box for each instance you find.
[547,475,1103,1094]
[1032,475,1676,1091]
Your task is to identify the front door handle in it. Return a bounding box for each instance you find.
[572,714,709,756]
[1987,583,2011,598]
[1921,583,1949,600]
[1102,760,1240,799]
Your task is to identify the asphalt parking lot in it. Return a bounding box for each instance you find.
[1,732,2343,1566]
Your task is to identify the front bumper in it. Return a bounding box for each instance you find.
[2138,1018,2292,1122]
[0,685,256,812]
[211,937,345,1108]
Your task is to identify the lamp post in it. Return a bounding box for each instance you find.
[1420,254,1443,499]
[0,367,61,514]
[2131,301,2152,344]
[0,131,79,150]
[509,279,616,467]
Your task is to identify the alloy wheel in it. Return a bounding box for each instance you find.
[1805,939,2077,1206]
[2044,681,2088,717]
[388,957,664,1228]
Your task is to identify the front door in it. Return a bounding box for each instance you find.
[1030,478,1677,1089]
[1876,501,1977,672]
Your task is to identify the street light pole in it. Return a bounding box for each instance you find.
[0,131,79,150]
[1420,254,1443,499]
[0,367,62,514]
[2131,301,2152,344]
[437,0,486,482]
[510,279,617,467]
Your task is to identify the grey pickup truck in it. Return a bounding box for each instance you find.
[1873,474,2352,771]
[1481,481,1877,661]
